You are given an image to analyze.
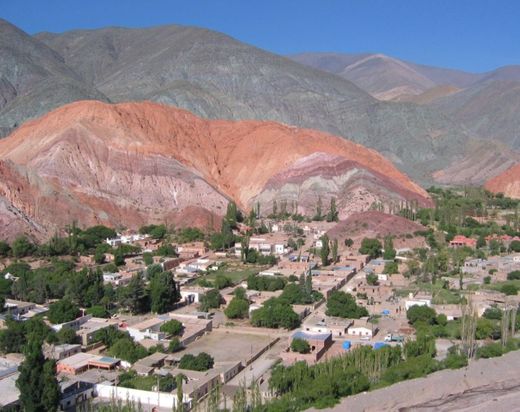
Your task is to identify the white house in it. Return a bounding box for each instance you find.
[405,299,432,310]
[126,318,166,342]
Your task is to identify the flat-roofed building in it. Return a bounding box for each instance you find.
[57,353,120,375]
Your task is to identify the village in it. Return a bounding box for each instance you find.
[0,190,520,411]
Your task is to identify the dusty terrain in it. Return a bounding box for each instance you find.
[0,101,431,240]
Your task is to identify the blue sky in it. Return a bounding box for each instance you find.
[1,0,519,73]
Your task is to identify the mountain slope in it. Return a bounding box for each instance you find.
[0,100,431,240]
[432,79,520,149]
[484,164,520,199]
[35,25,472,183]
[0,19,108,136]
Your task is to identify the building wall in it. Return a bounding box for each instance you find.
[95,384,188,409]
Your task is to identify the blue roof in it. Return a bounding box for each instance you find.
[292,331,330,341]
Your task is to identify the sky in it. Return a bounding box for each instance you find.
[1,0,519,73]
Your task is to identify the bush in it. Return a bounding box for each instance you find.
[109,337,148,363]
[477,342,503,359]
[160,319,183,336]
[214,274,232,289]
[86,305,110,318]
[179,352,214,371]
[291,338,310,354]
[366,273,378,286]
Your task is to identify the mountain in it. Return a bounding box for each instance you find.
[431,77,520,149]
[484,163,520,199]
[0,100,431,240]
[290,52,481,100]
[33,25,475,183]
[0,19,108,137]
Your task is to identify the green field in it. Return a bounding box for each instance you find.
[203,264,268,285]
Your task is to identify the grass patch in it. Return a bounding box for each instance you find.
[203,264,268,285]
[118,372,157,391]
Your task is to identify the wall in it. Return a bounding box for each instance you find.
[95,384,190,409]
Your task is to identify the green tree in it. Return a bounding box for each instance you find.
[331,239,339,263]
[16,338,60,412]
[56,326,79,344]
[179,352,214,371]
[366,273,378,286]
[199,289,223,312]
[160,319,183,336]
[326,291,368,319]
[118,274,150,314]
[225,296,249,319]
[501,284,518,296]
[384,262,399,274]
[383,237,396,260]
[11,236,36,258]
[320,234,330,266]
[114,248,125,266]
[359,238,382,259]
[150,272,180,314]
[143,252,154,266]
[407,305,437,325]
[290,338,310,354]
[0,240,11,257]
[169,338,182,353]
[326,198,339,222]
[344,238,354,247]
[47,298,80,324]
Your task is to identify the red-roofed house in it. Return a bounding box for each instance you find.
[449,235,477,249]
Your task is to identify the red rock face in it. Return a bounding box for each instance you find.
[484,164,520,199]
[0,101,431,240]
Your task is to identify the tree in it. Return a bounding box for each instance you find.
[143,252,154,266]
[160,319,183,336]
[366,273,378,286]
[225,202,239,228]
[16,338,60,412]
[325,291,368,319]
[114,248,125,266]
[250,298,300,329]
[119,274,150,314]
[384,262,399,274]
[109,337,148,363]
[11,236,35,258]
[150,224,167,240]
[214,274,232,289]
[314,196,323,221]
[225,296,249,319]
[383,237,396,260]
[344,238,354,248]
[320,235,330,266]
[359,238,382,259]
[169,338,182,353]
[56,326,79,344]
[331,239,339,263]
[507,270,520,280]
[150,272,180,314]
[510,240,520,253]
[199,289,223,312]
[407,305,437,325]
[0,241,11,257]
[501,284,518,296]
[94,248,106,264]
[179,352,214,371]
[290,338,310,354]
[47,298,80,324]
[326,198,339,222]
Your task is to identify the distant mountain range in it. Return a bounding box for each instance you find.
[0,100,431,240]
[0,18,518,189]
[291,52,520,150]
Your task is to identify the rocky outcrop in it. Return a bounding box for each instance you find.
[484,164,520,199]
[0,100,431,239]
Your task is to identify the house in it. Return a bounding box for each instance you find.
[449,235,477,249]
[3,299,36,316]
[405,292,432,310]
[77,317,119,346]
[303,316,353,338]
[60,381,95,411]
[126,318,166,342]
[180,286,212,304]
[177,242,207,259]
[281,330,333,364]
[44,343,81,361]
[347,319,376,338]
[57,353,120,375]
